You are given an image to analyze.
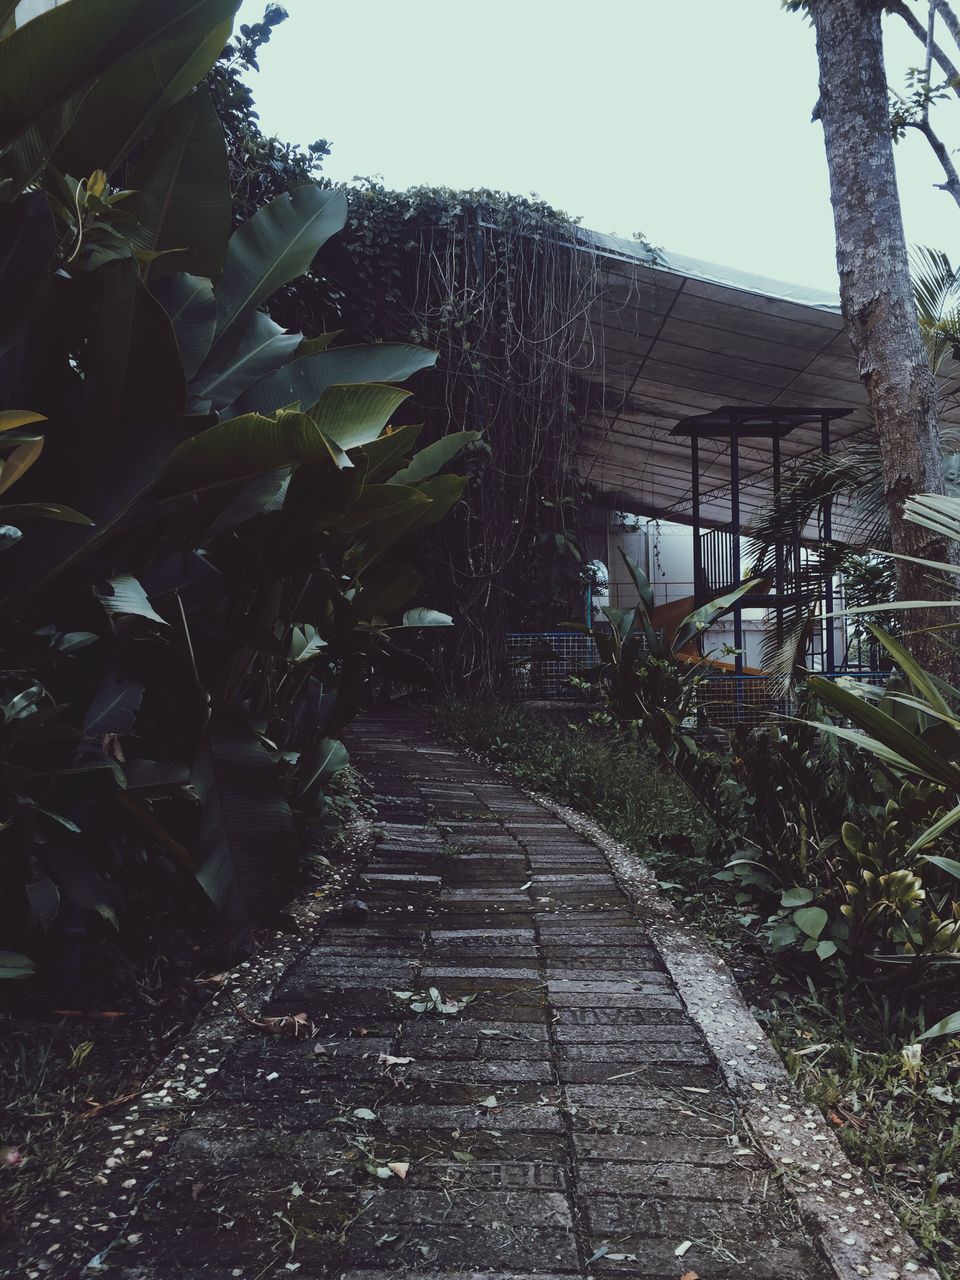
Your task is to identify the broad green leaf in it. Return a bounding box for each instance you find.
[0,0,240,152]
[0,410,45,433]
[920,852,960,880]
[300,738,349,796]
[296,331,342,357]
[127,86,230,284]
[94,574,167,624]
[618,547,655,613]
[150,272,217,380]
[0,951,35,980]
[388,431,479,486]
[211,185,347,354]
[402,474,468,533]
[918,1009,960,1041]
[401,608,453,627]
[206,466,291,538]
[0,415,204,596]
[338,484,430,536]
[193,707,298,944]
[192,312,301,409]
[809,675,960,790]
[816,940,838,960]
[156,409,350,497]
[867,624,952,716]
[353,564,422,620]
[83,672,144,734]
[235,342,437,418]
[793,906,828,940]
[0,191,56,357]
[673,579,761,651]
[50,3,238,177]
[309,383,411,452]
[0,436,41,496]
[0,1,20,32]
[780,886,813,908]
[0,502,92,524]
[80,256,186,434]
[357,423,424,482]
[26,878,59,927]
[347,502,432,577]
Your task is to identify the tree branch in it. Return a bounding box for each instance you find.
[935,0,960,53]
[888,0,960,96]
[923,0,936,120]
[905,116,960,211]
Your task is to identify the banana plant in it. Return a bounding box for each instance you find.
[0,0,478,973]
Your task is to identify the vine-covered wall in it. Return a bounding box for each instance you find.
[272,183,606,691]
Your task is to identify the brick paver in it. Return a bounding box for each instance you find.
[122,715,831,1279]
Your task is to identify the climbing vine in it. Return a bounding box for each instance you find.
[272,181,608,690]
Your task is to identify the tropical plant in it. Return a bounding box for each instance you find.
[0,0,474,987]
[796,495,960,1031]
[566,549,757,839]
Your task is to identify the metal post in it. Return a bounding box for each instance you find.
[821,412,836,673]
[691,434,702,605]
[773,429,783,653]
[730,423,743,678]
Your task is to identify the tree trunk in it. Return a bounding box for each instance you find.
[811,0,956,675]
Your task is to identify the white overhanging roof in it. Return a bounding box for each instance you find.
[571,228,955,531]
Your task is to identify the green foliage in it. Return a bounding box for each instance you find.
[0,1,471,983]
[439,700,715,861]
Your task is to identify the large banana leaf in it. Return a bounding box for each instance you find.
[353,563,422,620]
[50,3,238,178]
[80,257,186,434]
[0,191,55,357]
[387,430,479,486]
[191,312,301,409]
[209,185,347,355]
[401,474,469,532]
[150,272,217,380]
[618,547,656,614]
[234,342,438,418]
[127,87,230,284]
[0,0,238,152]
[309,383,411,451]
[156,409,352,497]
[193,707,298,945]
[338,484,431,536]
[0,413,209,595]
[673,579,760,651]
[356,423,423,481]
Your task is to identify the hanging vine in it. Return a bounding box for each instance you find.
[272,181,607,691]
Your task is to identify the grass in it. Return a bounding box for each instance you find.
[437,697,960,1280]
[0,1012,180,1249]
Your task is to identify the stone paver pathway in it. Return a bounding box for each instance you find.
[122,714,831,1279]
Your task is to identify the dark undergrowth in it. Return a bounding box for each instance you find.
[438,698,960,1279]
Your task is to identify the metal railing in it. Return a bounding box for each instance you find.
[507,632,598,699]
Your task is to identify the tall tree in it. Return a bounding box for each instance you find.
[810,0,956,671]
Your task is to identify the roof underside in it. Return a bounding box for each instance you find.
[572,230,960,531]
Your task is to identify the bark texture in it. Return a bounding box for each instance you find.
[812,0,956,673]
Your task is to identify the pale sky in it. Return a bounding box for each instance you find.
[235,0,960,294]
